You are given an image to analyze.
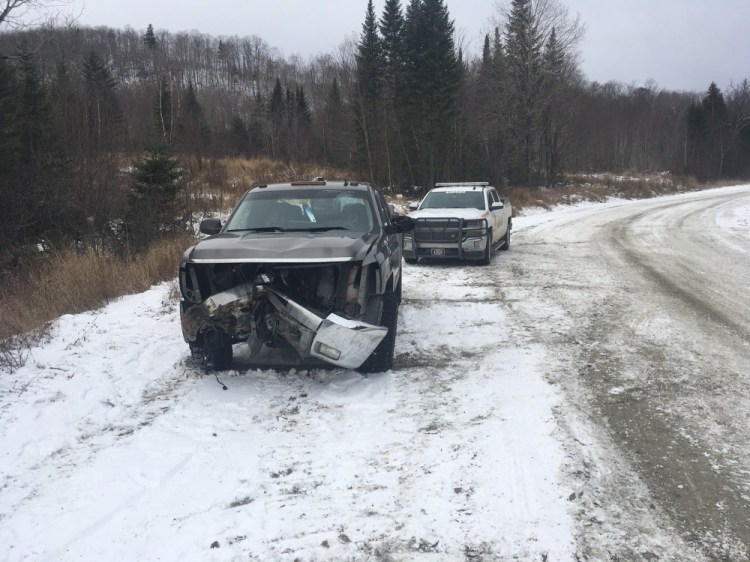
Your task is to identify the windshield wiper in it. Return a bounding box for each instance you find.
[286,226,349,232]
[226,227,288,233]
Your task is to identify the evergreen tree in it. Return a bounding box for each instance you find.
[354,0,384,180]
[381,0,404,74]
[504,0,543,184]
[701,82,729,178]
[0,51,72,255]
[0,56,22,257]
[686,100,708,175]
[176,82,210,168]
[481,33,492,68]
[229,115,250,156]
[143,24,156,49]
[127,146,184,249]
[269,77,285,158]
[320,77,349,166]
[380,0,406,187]
[402,0,459,187]
[540,27,566,185]
[291,85,311,159]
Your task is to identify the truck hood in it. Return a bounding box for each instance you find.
[409,208,490,221]
[187,231,379,264]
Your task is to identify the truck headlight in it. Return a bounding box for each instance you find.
[464,220,486,238]
[403,235,413,251]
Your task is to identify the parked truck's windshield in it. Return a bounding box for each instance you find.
[225,188,375,232]
[419,190,485,210]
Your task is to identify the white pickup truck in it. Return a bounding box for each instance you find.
[402,182,512,265]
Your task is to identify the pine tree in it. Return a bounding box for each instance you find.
[176,82,210,168]
[321,77,349,166]
[127,146,184,249]
[482,34,492,68]
[401,0,459,187]
[354,0,384,181]
[229,115,250,156]
[540,27,566,185]
[268,78,287,159]
[1,51,72,253]
[701,82,729,178]
[0,56,21,256]
[143,24,156,49]
[504,0,543,184]
[380,0,406,188]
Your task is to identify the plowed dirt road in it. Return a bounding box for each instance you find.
[505,185,750,560]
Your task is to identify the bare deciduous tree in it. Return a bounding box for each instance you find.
[0,0,70,29]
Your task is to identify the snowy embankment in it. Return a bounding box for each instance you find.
[1,184,748,560]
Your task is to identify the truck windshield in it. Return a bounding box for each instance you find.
[420,191,485,210]
[226,188,375,233]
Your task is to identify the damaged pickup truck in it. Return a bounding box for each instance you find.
[179,180,415,372]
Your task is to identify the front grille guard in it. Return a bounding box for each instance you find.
[413,218,487,259]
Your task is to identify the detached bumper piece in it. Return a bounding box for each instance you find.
[266,289,387,369]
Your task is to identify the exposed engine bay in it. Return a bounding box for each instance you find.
[179,260,387,369]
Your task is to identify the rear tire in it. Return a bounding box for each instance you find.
[500,221,511,251]
[358,285,399,373]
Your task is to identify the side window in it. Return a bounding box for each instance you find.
[485,190,492,210]
[373,190,391,226]
[490,189,500,203]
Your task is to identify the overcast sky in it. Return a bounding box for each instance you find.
[39,0,750,92]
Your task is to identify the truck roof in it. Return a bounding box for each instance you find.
[430,183,493,192]
[250,180,371,192]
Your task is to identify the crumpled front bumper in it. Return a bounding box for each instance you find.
[181,284,387,369]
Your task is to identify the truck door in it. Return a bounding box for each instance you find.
[487,189,501,243]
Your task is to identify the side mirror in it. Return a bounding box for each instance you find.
[408,201,420,211]
[491,202,504,211]
[199,218,222,235]
[392,215,415,233]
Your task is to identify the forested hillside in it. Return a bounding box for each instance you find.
[1,0,749,262]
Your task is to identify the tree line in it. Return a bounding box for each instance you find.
[1,0,749,263]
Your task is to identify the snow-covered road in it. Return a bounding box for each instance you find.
[1,184,749,561]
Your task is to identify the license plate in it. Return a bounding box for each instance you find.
[431,248,445,256]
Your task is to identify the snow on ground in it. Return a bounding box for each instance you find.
[2,183,748,561]
[1,268,575,559]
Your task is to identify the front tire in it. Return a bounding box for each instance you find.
[202,330,233,371]
[358,284,399,373]
[479,229,492,266]
[404,257,418,264]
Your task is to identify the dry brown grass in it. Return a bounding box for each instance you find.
[0,233,194,341]
[188,157,355,212]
